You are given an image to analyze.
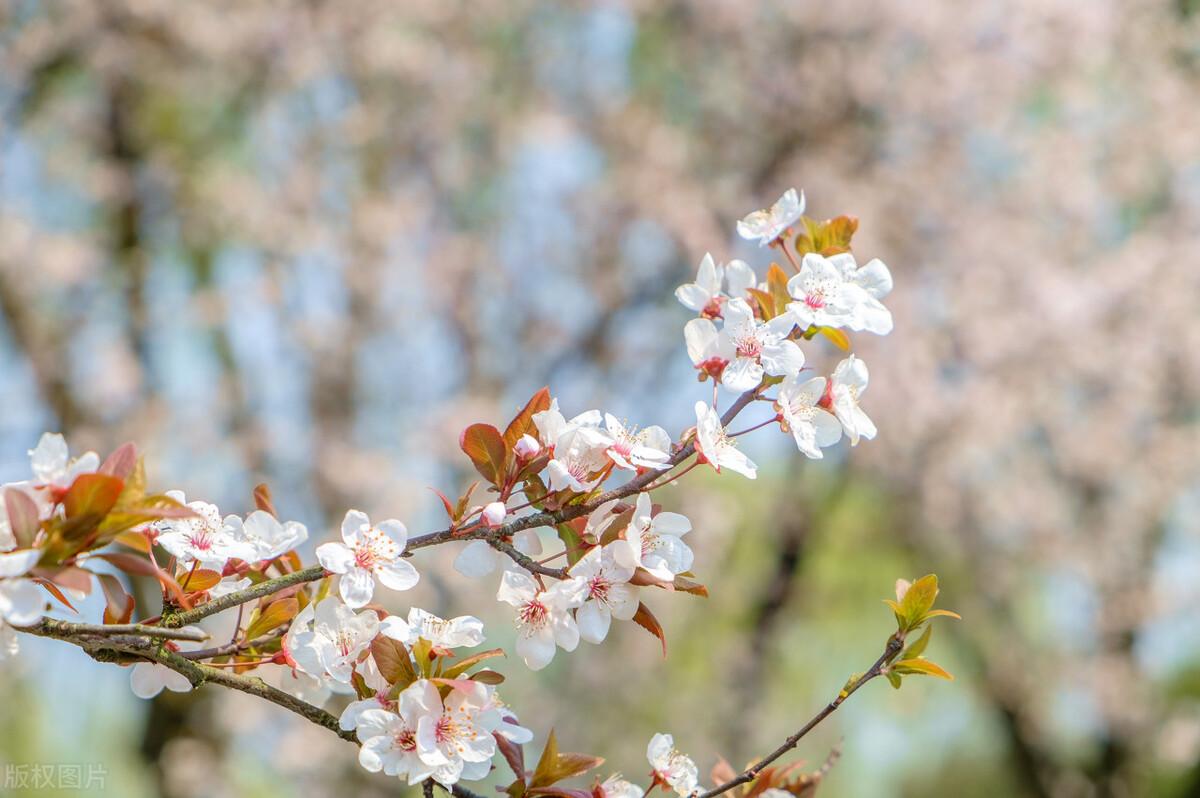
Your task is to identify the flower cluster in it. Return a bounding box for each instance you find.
[0,188,922,798]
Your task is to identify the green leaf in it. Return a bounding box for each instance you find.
[891,658,954,680]
[411,637,435,675]
[460,423,509,488]
[886,670,903,689]
[898,574,939,629]
[901,625,932,661]
[794,215,858,257]
[555,522,586,566]
[921,609,963,622]
[245,597,298,639]
[817,326,850,351]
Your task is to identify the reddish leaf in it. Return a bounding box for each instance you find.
[430,487,456,521]
[471,669,505,684]
[98,573,135,625]
[372,635,417,685]
[99,443,139,479]
[245,597,299,639]
[91,552,189,608]
[632,601,667,656]
[4,488,40,548]
[253,483,278,517]
[527,789,594,798]
[530,731,604,790]
[114,530,152,553]
[495,731,526,781]
[460,423,509,487]
[31,577,78,612]
[48,566,94,595]
[671,575,709,597]
[503,387,552,451]
[63,473,124,526]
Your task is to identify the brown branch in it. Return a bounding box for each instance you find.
[487,539,568,579]
[162,387,763,628]
[23,619,355,743]
[22,618,209,642]
[697,632,906,798]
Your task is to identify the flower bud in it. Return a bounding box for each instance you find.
[482,501,507,528]
[514,434,541,460]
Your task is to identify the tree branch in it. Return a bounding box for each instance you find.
[21,618,209,642]
[160,387,763,628]
[696,632,905,798]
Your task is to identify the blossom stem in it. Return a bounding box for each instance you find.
[728,415,780,437]
[773,236,802,273]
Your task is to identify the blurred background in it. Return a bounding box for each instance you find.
[2,1,1199,796]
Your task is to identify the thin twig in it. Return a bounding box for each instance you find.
[696,633,905,798]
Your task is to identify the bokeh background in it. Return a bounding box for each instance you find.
[2,1,1200,796]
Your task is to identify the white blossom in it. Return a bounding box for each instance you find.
[569,543,637,644]
[496,570,587,670]
[513,434,541,459]
[832,252,894,335]
[533,401,610,493]
[675,253,757,317]
[599,414,671,472]
[718,298,805,392]
[0,548,44,660]
[481,502,507,528]
[285,596,380,683]
[784,253,863,331]
[380,607,485,652]
[614,493,694,582]
[647,733,699,797]
[229,510,308,562]
[776,376,842,459]
[829,355,877,445]
[363,678,510,786]
[27,432,99,490]
[155,490,256,571]
[316,510,419,608]
[737,188,805,246]
[684,318,735,384]
[693,402,757,479]
[598,775,646,798]
[355,703,432,784]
